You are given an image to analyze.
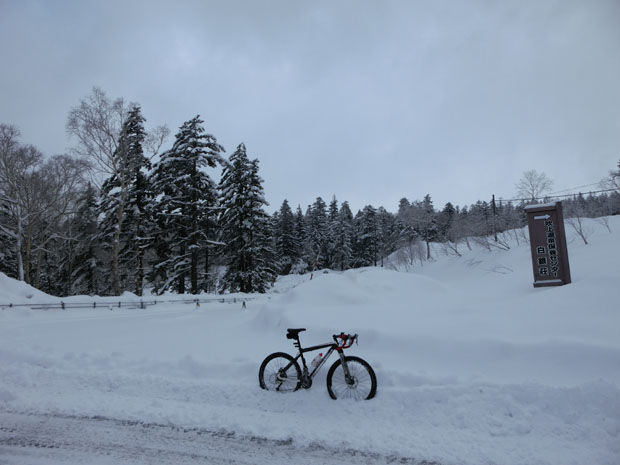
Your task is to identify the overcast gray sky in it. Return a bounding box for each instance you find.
[1,0,619,213]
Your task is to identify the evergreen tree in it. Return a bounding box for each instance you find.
[414,194,437,260]
[352,205,379,266]
[293,204,309,273]
[332,201,353,270]
[325,196,340,269]
[68,184,104,295]
[377,206,397,266]
[438,202,456,241]
[98,105,150,295]
[350,209,365,267]
[150,115,225,294]
[274,199,300,274]
[469,200,492,236]
[396,197,418,244]
[397,197,411,221]
[306,197,328,268]
[120,146,152,296]
[218,144,276,293]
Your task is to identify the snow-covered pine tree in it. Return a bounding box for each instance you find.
[218,144,276,293]
[149,115,225,294]
[98,105,150,295]
[396,197,417,244]
[68,184,104,295]
[270,210,282,272]
[352,205,379,267]
[199,170,222,294]
[468,200,492,237]
[325,196,339,269]
[411,194,438,260]
[121,151,152,296]
[306,197,329,268]
[274,199,300,274]
[438,202,456,241]
[292,204,309,273]
[332,201,353,271]
[377,206,397,266]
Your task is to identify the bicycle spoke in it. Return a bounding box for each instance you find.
[330,360,373,400]
[263,357,299,392]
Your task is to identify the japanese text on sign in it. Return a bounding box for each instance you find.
[535,219,560,278]
[525,201,571,287]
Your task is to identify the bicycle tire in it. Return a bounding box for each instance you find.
[258,352,301,392]
[326,355,377,400]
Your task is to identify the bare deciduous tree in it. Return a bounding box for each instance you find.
[565,196,592,245]
[391,239,426,271]
[594,215,612,233]
[66,87,128,180]
[67,87,169,180]
[28,154,89,288]
[0,124,41,281]
[515,170,554,201]
[145,125,171,161]
[1,124,87,283]
[601,158,620,193]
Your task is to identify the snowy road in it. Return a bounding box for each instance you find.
[0,411,436,465]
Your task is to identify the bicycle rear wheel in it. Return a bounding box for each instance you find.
[326,355,377,400]
[259,352,301,392]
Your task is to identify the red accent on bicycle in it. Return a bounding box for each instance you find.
[334,332,356,351]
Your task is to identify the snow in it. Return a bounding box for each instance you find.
[1,217,620,465]
[524,202,560,210]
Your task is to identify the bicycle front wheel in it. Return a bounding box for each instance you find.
[326,355,377,400]
[259,352,301,393]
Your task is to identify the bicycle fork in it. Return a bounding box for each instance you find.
[337,351,355,386]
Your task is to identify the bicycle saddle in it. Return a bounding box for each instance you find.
[286,328,306,339]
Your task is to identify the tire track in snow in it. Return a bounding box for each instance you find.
[0,411,440,465]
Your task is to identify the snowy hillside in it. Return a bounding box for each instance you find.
[1,217,619,465]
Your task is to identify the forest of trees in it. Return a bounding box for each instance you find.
[2,88,619,297]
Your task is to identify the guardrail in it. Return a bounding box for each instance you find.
[0,296,255,310]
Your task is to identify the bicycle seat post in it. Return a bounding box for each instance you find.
[286,328,306,345]
[286,327,307,365]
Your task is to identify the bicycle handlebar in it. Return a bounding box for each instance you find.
[332,332,358,349]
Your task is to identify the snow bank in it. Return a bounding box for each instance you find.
[0,272,55,304]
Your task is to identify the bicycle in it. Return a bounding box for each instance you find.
[258,328,377,400]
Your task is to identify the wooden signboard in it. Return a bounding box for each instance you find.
[524,202,571,288]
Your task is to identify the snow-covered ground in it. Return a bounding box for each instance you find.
[1,217,619,465]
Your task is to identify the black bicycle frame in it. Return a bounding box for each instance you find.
[288,341,348,380]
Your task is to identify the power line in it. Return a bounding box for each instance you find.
[547,182,603,196]
[496,188,618,204]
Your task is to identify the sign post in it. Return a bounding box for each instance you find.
[524,202,571,288]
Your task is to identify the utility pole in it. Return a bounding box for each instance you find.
[492,195,498,242]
